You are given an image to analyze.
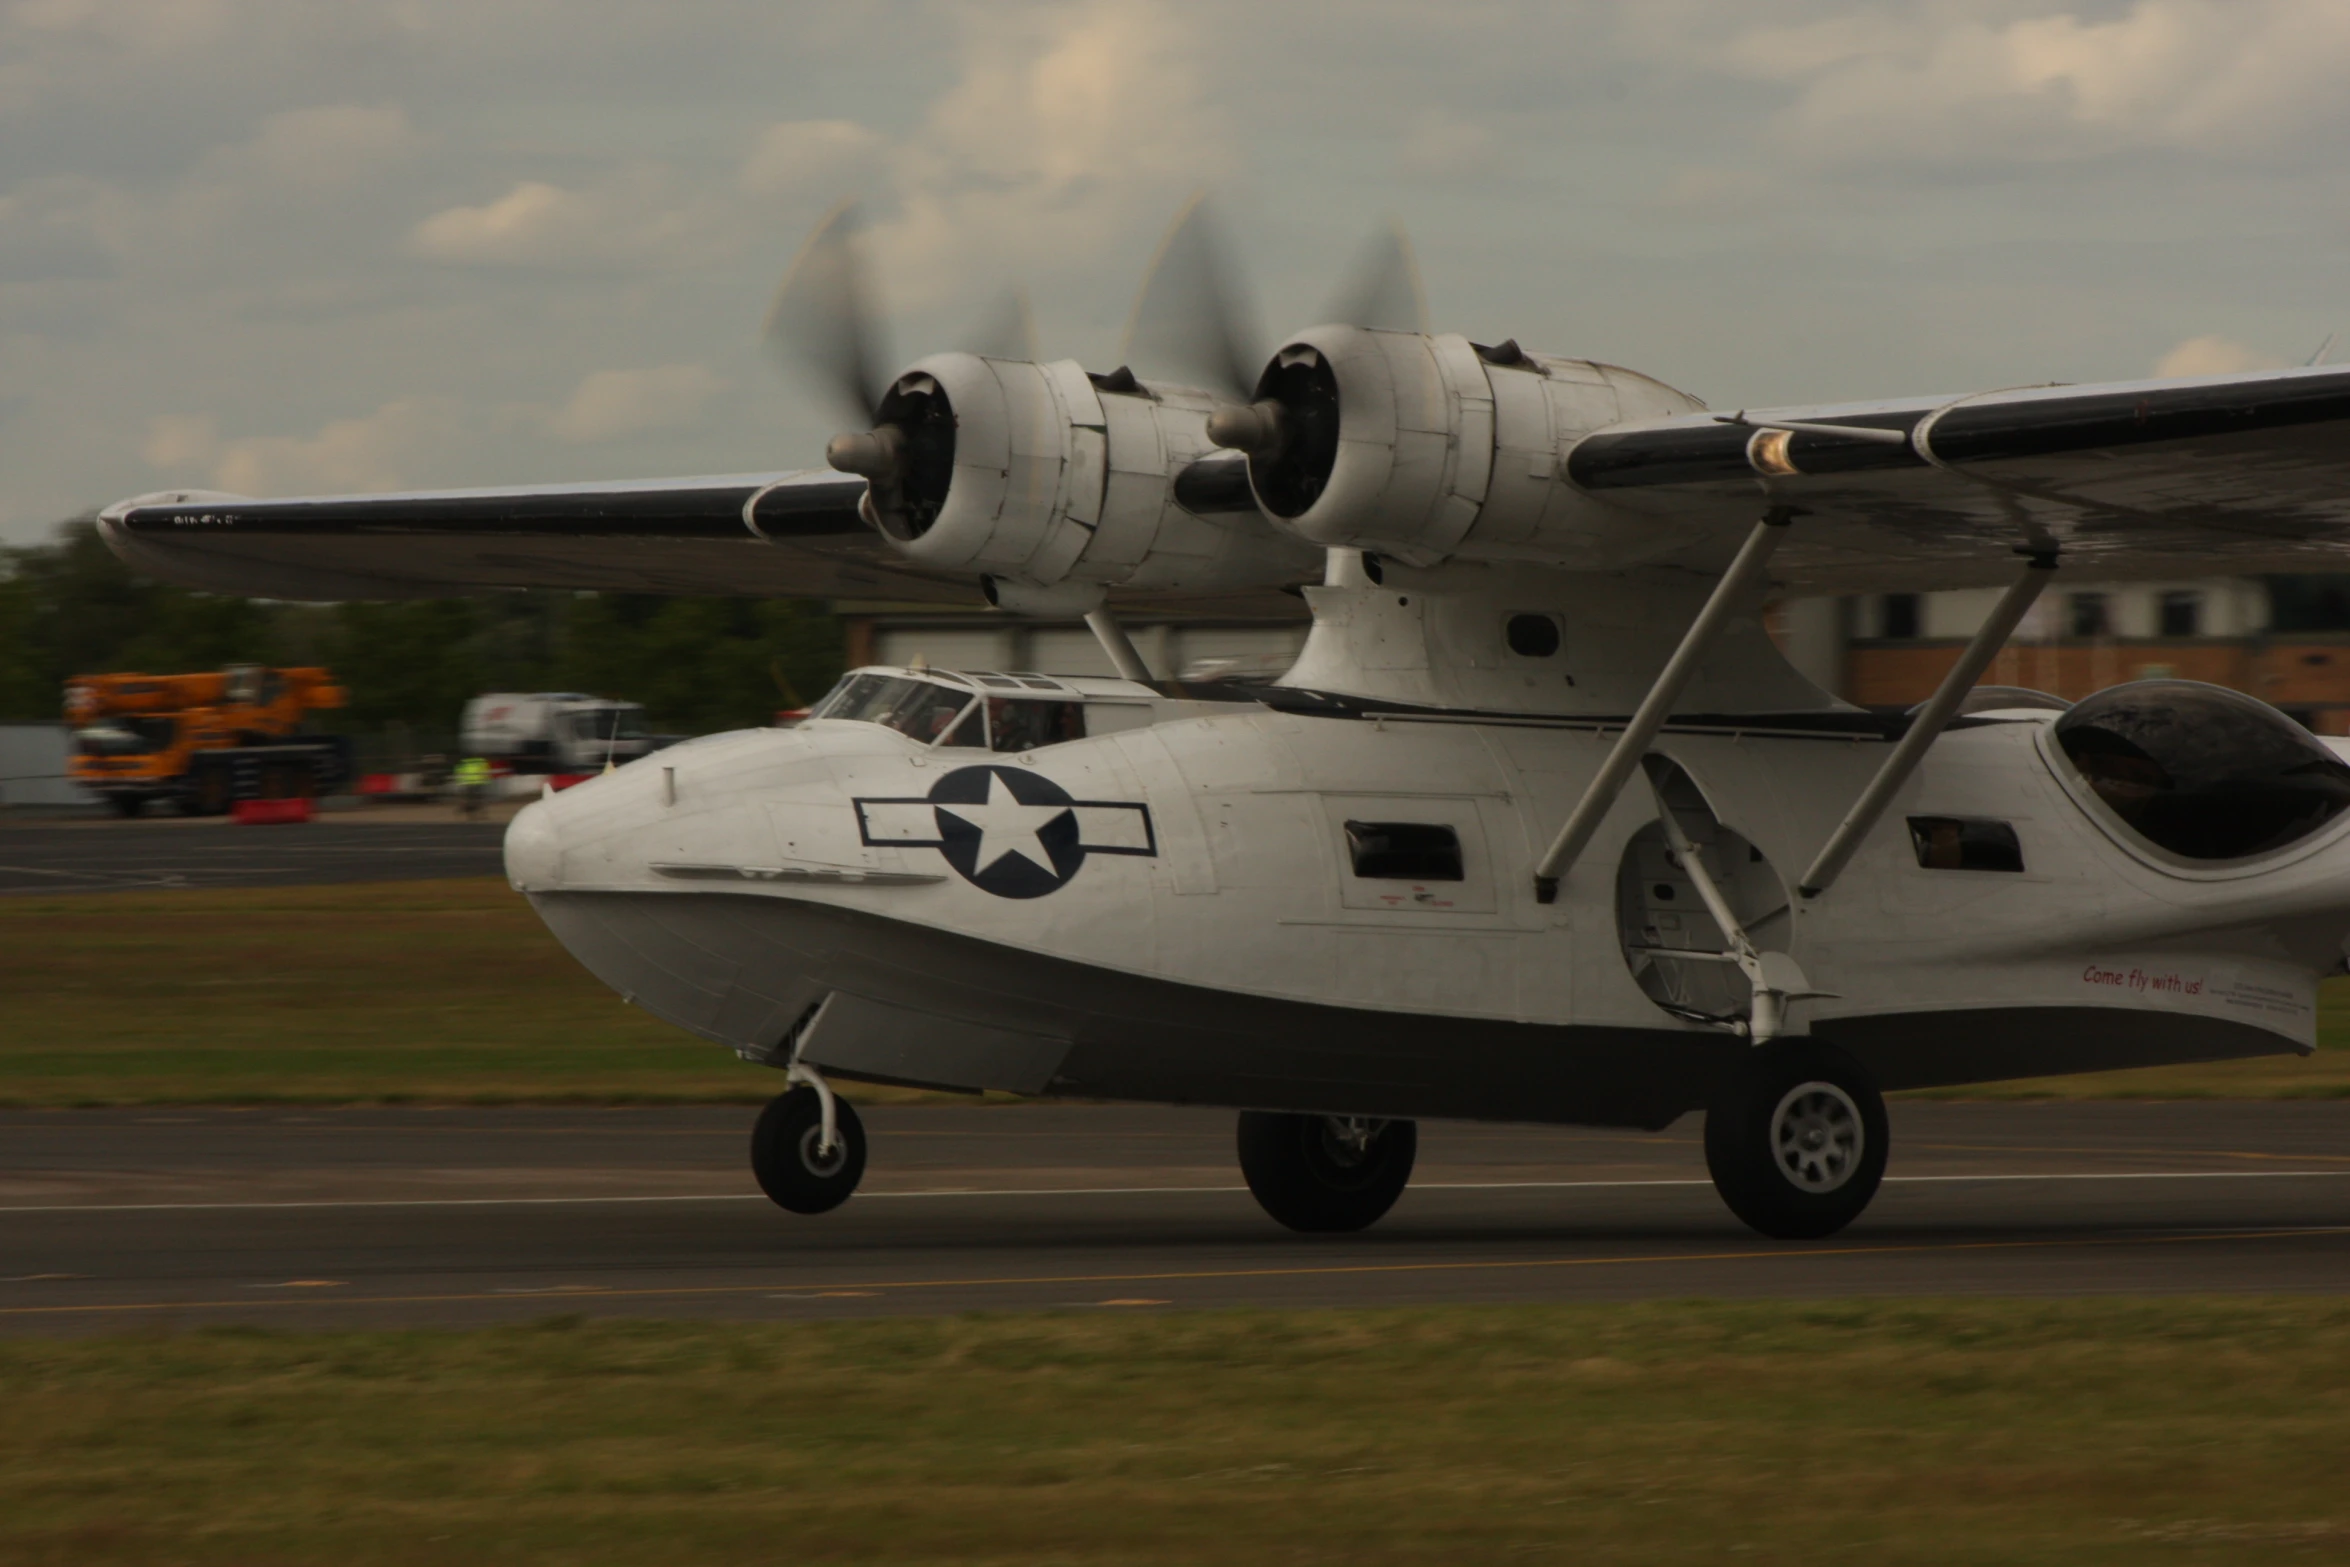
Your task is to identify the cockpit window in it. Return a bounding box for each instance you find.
[2054,680,2350,861]
[810,673,977,747]
[809,671,1094,751]
[987,698,1085,753]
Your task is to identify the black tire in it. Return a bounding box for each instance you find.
[1236,1111,1417,1234]
[107,794,144,818]
[749,1087,866,1215]
[1704,1040,1888,1240]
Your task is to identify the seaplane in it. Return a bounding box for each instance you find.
[101,203,2350,1239]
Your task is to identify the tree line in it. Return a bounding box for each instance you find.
[0,517,847,743]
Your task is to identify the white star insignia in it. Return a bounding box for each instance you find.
[936,773,1071,876]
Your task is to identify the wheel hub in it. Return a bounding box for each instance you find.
[1769,1081,1862,1193]
[797,1123,847,1178]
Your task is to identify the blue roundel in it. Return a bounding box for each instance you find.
[929,765,1086,898]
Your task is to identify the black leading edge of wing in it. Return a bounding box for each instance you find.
[108,471,869,539]
[94,471,995,603]
[1569,364,2350,492]
[1564,363,2350,592]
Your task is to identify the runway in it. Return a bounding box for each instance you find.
[0,816,507,894]
[3,1102,2346,1333]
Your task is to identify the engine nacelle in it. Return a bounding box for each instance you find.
[1229,325,1706,566]
[842,353,1314,600]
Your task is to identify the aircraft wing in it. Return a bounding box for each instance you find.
[1567,363,2350,594]
[96,470,983,605]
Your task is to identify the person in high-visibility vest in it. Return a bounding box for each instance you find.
[453,755,491,819]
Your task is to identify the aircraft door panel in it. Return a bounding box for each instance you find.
[1107,728,1218,894]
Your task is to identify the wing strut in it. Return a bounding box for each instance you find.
[1532,508,1795,903]
[1084,608,1155,682]
[1796,552,2058,897]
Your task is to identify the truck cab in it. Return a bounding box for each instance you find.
[461,693,657,774]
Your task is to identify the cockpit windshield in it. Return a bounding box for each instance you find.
[809,670,1097,751]
[810,673,982,746]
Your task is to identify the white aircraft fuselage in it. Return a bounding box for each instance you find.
[504,562,2345,1132]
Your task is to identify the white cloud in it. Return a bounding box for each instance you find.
[534,363,727,444]
[2153,335,2285,378]
[864,2,1230,305]
[407,169,719,269]
[209,397,460,496]
[1718,0,2350,167]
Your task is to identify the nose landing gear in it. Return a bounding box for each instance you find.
[750,1081,868,1214]
[1237,1111,1418,1233]
[1703,1040,1887,1239]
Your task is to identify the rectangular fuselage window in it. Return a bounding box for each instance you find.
[1344,821,1464,881]
[1907,816,2025,873]
[988,699,1085,753]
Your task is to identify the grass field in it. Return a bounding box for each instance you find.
[0,880,921,1106]
[1,877,2345,1105]
[3,1300,2347,1564]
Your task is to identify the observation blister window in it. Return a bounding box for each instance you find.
[2052,680,2350,862]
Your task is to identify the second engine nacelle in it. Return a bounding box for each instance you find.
[830,352,1314,600]
[1216,325,1706,566]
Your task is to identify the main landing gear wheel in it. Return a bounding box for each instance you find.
[750,1087,866,1214]
[1704,1041,1888,1240]
[1237,1111,1417,1233]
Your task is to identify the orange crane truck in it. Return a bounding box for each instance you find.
[65,664,354,817]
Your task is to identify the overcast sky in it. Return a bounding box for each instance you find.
[3,0,2346,544]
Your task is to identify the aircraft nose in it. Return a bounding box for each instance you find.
[504,796,562,891]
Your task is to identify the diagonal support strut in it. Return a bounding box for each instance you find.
[1084,607,1153,683]
[1796,552,2057,898]
[1533,510,1794,903]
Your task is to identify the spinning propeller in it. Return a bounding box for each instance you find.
[761,196,1427,504]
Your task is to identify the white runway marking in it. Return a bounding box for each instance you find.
[1,1168,2347,1214]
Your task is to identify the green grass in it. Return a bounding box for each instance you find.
[0,879,945,1106]
[3,1300,2348,1564]
[1,877,2346,1104]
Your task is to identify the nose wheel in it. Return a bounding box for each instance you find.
[750,1085,867,1214]
[1237,1111,1417,1233]
[1704,1040,1887,1239]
